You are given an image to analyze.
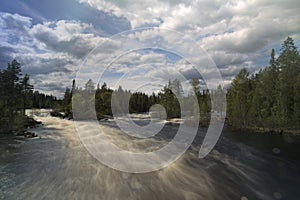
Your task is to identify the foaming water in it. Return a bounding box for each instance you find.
[0,110,299,199]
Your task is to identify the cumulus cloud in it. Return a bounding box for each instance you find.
[80,0,300,78]
[0,12,32,33]
[17,52,74,75]
[1,0,300,96]
[30,20,101,59]
[113,51,167,68]
[0,11,124,96]
[0,13,104,96]
[0,46,16,68]
[0,12,35,57]
[32,72,73,97]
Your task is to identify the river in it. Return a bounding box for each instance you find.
[0,110,299,200]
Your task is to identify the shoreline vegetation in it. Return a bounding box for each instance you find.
[231,126,300,136]
[227,37,300,133]
[1,37,300,136]
[0,60,59,136]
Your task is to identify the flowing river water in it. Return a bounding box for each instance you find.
[0,109,300,200]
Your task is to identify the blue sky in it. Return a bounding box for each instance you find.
[0,0,299,97]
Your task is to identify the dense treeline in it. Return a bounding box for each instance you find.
[64,77,213,125]
[0,60,25,133]
[25,90,59,109]
[227,37,300,130]
[0,60,58,134]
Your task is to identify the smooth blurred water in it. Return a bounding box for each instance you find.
[0,110,299,200]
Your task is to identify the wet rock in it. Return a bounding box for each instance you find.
[24,116,42,128]
[24,131,38,138]
[97,115,113,121]
[50,110,65,118]
[15,130,38,138]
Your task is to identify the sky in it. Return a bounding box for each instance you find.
[0,0,299,97]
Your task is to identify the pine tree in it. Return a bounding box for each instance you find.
[227,68,252,128]
[277,37,300,125]
[21,74,33,115]
[191,78,200,95]
[294,74,300,129]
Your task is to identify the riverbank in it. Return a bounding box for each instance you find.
[231,126,300,136]
[48,110,300,136]
[18,115,42,137]
[0,115,41,136]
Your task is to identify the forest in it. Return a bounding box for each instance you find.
[63,78,216,126]
[0,60,59,134]
[0,37,299,134]
[227,37,300,131]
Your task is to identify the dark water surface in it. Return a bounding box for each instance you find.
[0,111,299,200]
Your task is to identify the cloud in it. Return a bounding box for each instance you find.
[0,12,124,97]
[0,12,35,52]
[0,12,32,32]
[0,13,103,96]
[17,52,74,75]
[1,0,300,97]
[30,20,102,59]
[81,0,300,52]
[0,46,15,68]
[0,12,35,68]
[32,72,73,97]
[112,51,167,68]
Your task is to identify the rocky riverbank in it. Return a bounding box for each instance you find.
[16,116,42,138]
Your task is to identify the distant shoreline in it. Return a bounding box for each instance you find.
[48,110,300,136]
[231,126,300,136]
